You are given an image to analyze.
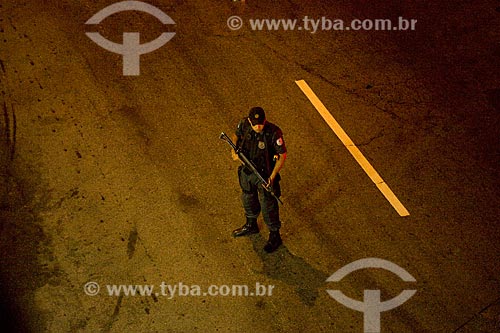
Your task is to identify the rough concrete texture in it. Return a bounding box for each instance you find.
[0,1,499,332]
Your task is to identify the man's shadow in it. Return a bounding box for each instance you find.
[248,234,329,306]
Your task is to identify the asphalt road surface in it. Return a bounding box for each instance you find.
[1,1,499,332]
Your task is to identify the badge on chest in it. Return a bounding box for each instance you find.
[258,141,266,150]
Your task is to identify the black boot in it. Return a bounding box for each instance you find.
[264,230,282,253]
[232,218,259,237]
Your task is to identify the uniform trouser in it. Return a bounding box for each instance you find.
[238,166,281,231]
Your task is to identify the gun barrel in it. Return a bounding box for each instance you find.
[219,131,283,205]
[220,132,237,150]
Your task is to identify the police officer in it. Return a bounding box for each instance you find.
[230,107,287,253]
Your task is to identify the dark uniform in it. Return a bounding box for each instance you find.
[232,107,287,253]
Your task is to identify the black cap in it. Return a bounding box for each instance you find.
[248,107,266,125]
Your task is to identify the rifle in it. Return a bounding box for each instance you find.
[219,132,283,205]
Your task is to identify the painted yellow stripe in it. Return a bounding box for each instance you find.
[295,79,410,217]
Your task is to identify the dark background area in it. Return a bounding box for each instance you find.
[1,1,499,332]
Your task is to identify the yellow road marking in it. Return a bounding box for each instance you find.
[295,79,410,217]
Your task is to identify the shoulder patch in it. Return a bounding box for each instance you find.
[276,137,283,146]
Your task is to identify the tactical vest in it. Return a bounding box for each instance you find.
[237,120,279,178]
